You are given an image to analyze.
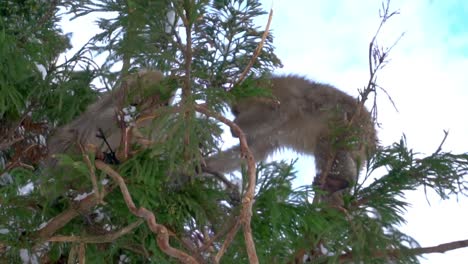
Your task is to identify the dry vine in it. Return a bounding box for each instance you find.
[194,104,259,264]
[94,160,200,264]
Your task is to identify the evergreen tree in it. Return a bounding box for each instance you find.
[0,0,467,263]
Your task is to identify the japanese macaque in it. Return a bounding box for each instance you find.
[206,76,377,205]
[45,70,167,167]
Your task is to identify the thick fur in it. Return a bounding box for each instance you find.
[206,76,377,204]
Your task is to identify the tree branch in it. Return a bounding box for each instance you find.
[194,104,259,264]
[235,7,273,86]
[48,219,144,243]
[35,185,114,242]
[339,238,468,262]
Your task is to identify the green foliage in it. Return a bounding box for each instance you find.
[0,0,92,169]
[41,69,99,125]
[0,0,71,120]
[218,137,468,263]
[193,0,282,80]
[229,75,274,100]
[359,137,468,207]
[67,0,175,71]
[0,0,467,263]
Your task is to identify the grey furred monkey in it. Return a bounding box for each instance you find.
[45,70,166,167]
[206,76,377,205]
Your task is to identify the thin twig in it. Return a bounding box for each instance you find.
[215,220,242,263]
[78,143,102,204]
[235,8,273,86]
[433,130,449,156]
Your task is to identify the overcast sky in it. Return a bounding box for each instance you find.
[60,0,468,262]
[261,0,468,263]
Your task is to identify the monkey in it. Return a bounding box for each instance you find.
[45,70,168,168]
[205,76,377,206]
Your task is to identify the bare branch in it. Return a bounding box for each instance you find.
[79,143,103,204]
[35,185,115,242]
[432,130,450,156]
[48,219,144,243]
[338,238,468,262]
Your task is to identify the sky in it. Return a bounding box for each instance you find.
[260,0,468,263]
[58,0,468,263]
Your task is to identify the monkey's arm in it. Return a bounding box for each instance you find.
[205,145,242,173]
[206,135,279,174]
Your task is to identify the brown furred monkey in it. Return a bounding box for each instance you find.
[206,76,377,206]
[45,70,168,167]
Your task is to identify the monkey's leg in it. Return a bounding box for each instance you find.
[314,140,358,206]
[205,145,242,173]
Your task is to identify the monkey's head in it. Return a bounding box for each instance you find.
[229,77,282,139]
[119,70,175,111]
[230,96,280,138]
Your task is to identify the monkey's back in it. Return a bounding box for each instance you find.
[268,76,376,158]
[45,92,122,168]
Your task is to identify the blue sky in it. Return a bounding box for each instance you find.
[60,0,468,262]
[260,0,468,263]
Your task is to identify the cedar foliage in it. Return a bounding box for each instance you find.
[0,0,467,263]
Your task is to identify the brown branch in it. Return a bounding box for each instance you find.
[338,238,468,262]
[194,104,259,264]
[78,143,103,204]
[363,0,402,105]
[198,213,237,252]
[48,219,144,243]
[94,160,199,264]
[181,2,194,164]
[235,8,273,86]
[79,242,85,264]
[0,137,23,151]
[407,239,468,255]
[35,185,114,242]
[69,244,78,263]
[215,220,242,263]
